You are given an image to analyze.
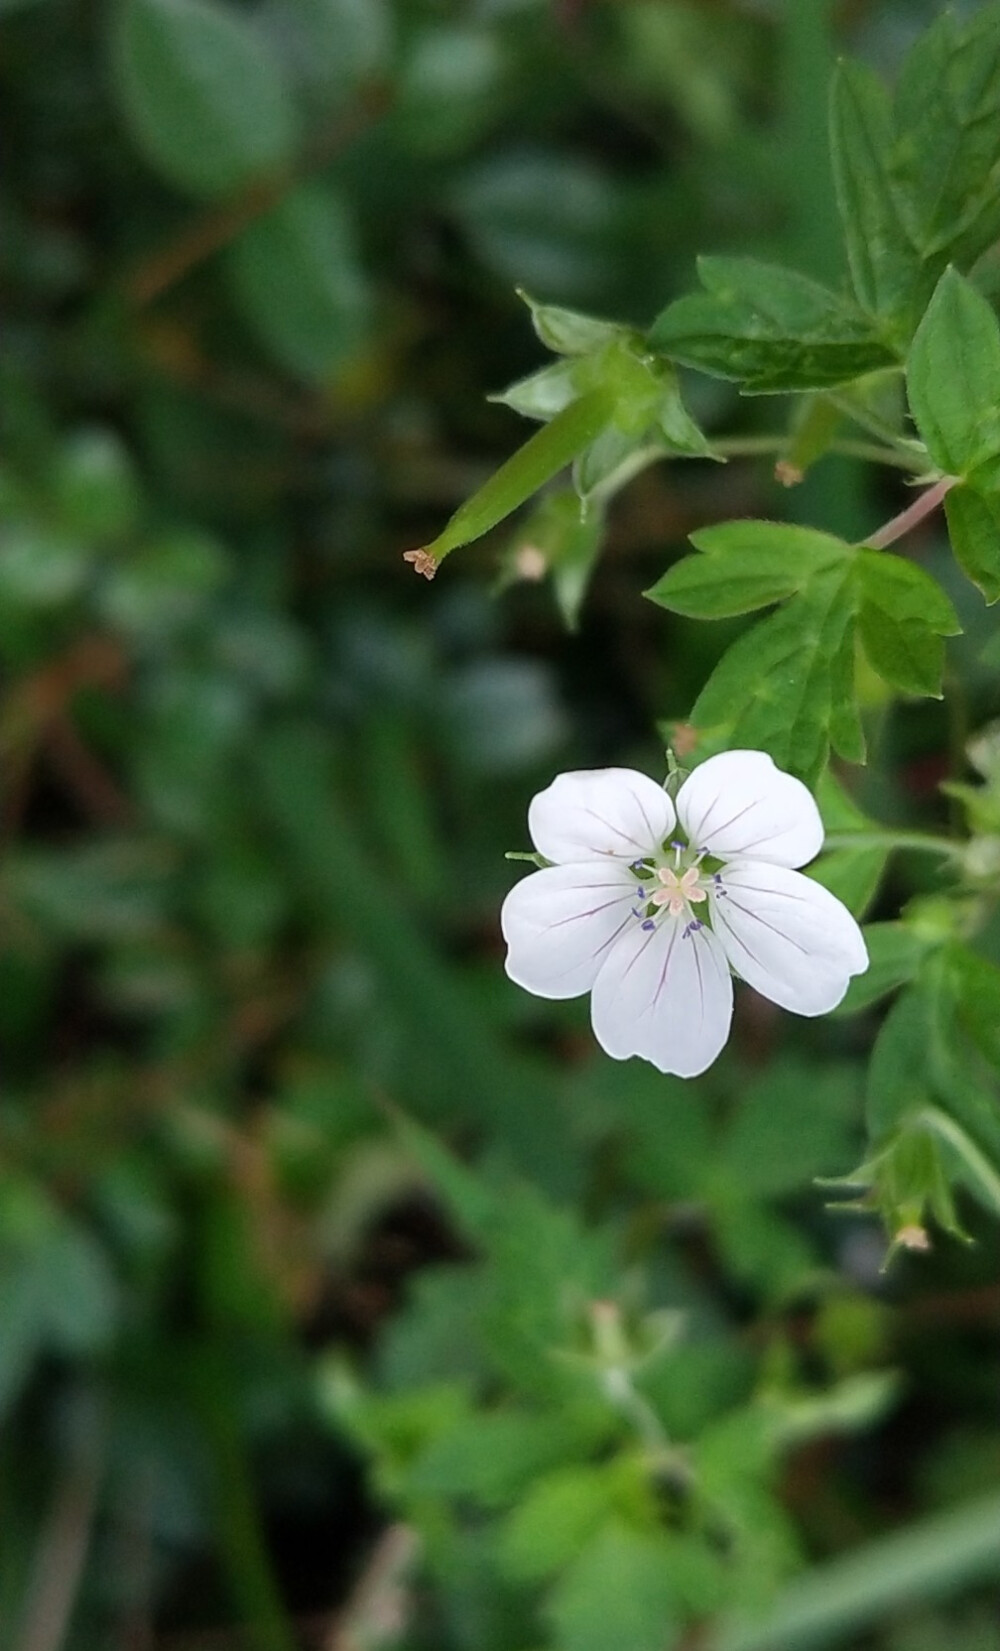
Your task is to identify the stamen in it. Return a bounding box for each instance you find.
[641,919,655,931]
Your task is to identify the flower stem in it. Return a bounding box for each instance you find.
[822,830,964,860]
[864,476,958,550]
[712,435,924,473]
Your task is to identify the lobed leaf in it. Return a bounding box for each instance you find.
[649,257,895,392]
[855,549,960,698]
[646,521,851,620]
[944,486,1000,604]
[906,268,1000,479]
[829,61,920,336]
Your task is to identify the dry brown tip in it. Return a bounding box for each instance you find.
[774,460,804,488]
[403,548,438,580]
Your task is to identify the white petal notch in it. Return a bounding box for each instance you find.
[500,753,868,1078]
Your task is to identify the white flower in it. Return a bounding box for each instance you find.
[501,750,868,1078]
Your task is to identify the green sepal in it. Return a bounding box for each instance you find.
[517,289,629,357]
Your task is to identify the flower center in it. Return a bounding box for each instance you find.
[629,840,717,934]
[652,864,708,917]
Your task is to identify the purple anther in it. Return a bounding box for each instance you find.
[630,859,646,874]
[641,919,655,932]
[682,920,703,937]
[670,839,685,852]
[635,887,646,900]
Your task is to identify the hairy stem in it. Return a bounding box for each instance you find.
[865,476,957,549]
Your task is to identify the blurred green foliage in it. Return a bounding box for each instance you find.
[1,1,1000,1648]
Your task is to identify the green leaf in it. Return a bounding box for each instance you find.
[832,923,930,1016]
[647,521,851,619]
[113,0,296,199]
[719,1061,859,1199]
[891,4,1000,271]
[855,549,960,698]
[690,565,858,785]
[945,943,1000,1072]
[829,60,919,334]
[648,257,894,392]
[906,268,1000,478]
[808,848,885,918]
[944,486,1000,604]
[261,0,391,115]
[226,184,368,382]
[866,988,933,1138]
[499,1465,616,1582]
[408,1409,583,1508]
[545,1522,677,1651]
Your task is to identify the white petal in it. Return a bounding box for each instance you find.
[710,860,868,1016]
[676,750,823,868]
[590,916,733,1078]
[528,768,675,865]
[501,862,639,1000]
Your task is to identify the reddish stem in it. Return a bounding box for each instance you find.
[865,475,956,550]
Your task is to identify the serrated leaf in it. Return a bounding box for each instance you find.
[226,184,368,381]
[649,257,894,392]
[944,486,1000,603]
[690,566,858,785]
[829,61,919,334]
[112,0,296,199]
[907,268,1000,478]
[855,549,960,697]
[832,922,930,1016]
[646,521,851,620]
[891,3,1000,268]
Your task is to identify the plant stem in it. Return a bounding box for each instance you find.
[711,435,923,472]
[865,476,957,549]
[822,830,964,860]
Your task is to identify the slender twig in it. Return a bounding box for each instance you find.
[13,1396,106,1651]
[125,84,391,306]
[325,1525,420,1651]
[711,434,924,472]
[864,475,957,549]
